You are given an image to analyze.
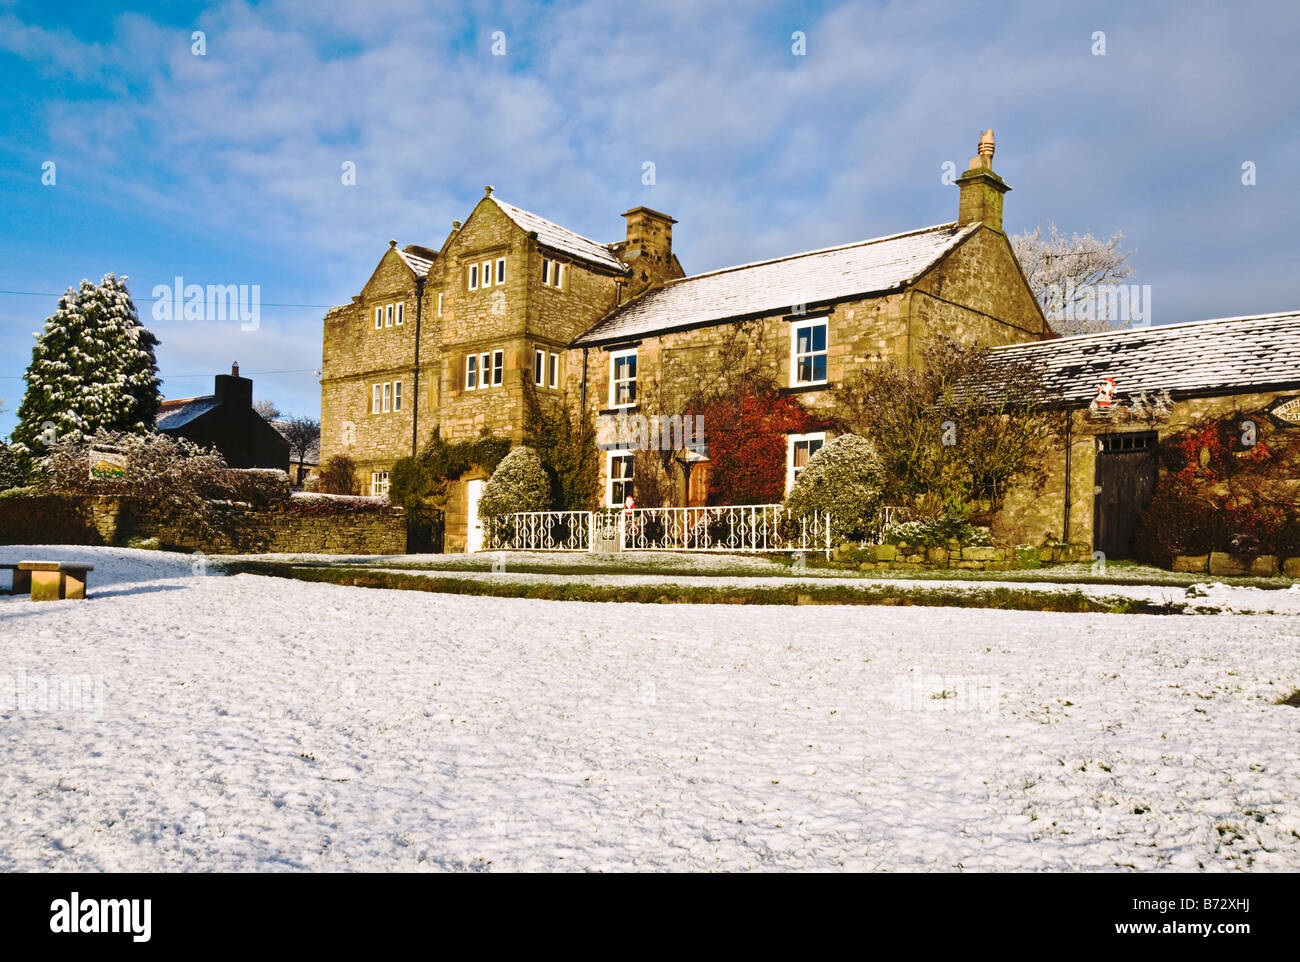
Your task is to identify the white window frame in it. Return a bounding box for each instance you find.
[479,352,490,388]
[382,382,392,413]
[786,432,826,493]
[549,351,559,390]
[392,380,402,411]
[465,354,478,390]
[395,302,404,326]
[372,383,381,414]
[384,304,393,328]
[609,347,637,409]
[436,292,443,317]
[790,317,828,387]
[492,349,504,386]
[607,450,634,507]
[542,258,565,289]
[481,260,493,288]
[467,264,479,291]
[534,349,546,386]
[495,257,506,285]
[374,307,383,330]
[371,471,389,498]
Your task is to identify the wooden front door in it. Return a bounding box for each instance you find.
[1093,432,1158,559]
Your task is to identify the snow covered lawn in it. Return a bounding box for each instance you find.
[1,546,1298,871]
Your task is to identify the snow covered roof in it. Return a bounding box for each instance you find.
[396,247,434,277]
[573,223,977,346]
[156,396,220,430]
[489,196,628,273]
[270,420,320,464]
[990,311,1300,403]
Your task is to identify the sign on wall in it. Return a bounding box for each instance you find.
[1267,395,1300,429]
[89,447,126,479]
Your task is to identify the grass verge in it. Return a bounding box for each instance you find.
[222,561,1184,614]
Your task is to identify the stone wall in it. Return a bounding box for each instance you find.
[993,390,1300,551]
[829,540,1093,572]
[0,495,407,555]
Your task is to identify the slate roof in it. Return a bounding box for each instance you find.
[489,197,628,273]
[989,311,1300,403]
[396,247,434,277]
[156,396,220,430]
[573,223,978,346]
[270,420,320,465]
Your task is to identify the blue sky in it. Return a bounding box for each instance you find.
[2,0,1298,438]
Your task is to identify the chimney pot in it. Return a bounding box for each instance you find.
[232,362,239,376]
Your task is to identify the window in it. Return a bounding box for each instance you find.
[481,260,493,288]
[607,451,634,507]
[787,432,825,493]
[371,471,389,498]
[395,302,404,326]
[374,307,383,330]
[436,293,444,317]
[492,349,504,386]
[791,318,828,386]
[610,348,637,408]
[480,353,490,387]
[384,304,393,328]
[542,258,565,288]
[495,257,506,285]
[467,264,479,291]
[534,349,546,386]
[392,380,402,412]
[549,352,560,390]
[382,382,392,412]
[465,354,478,390]
[372,383,381,413]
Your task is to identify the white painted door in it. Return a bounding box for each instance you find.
[466,479,485,552]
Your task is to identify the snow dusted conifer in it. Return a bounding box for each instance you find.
[783,433,884,544]
[478,445,551,518]
[12,274,160,457]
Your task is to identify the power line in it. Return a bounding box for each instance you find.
[0,289,332,309]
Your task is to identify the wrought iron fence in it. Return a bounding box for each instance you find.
[480,505,833,556]
[872,505,911,545]
[482,510,593,551]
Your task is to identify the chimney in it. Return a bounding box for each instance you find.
[620,207,678,297]
[955,129,1010,233]
[214,362,253,410]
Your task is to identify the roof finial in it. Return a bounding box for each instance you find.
[484,185,494,197]
[388,239,397,248]
[452,220,461,230]
[969,129,995,170]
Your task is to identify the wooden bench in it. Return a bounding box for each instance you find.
[0,563,31,596]
[17,561,95,601]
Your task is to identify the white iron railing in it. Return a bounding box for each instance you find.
[483,510,593,551]
[481,504,833,556]
[873,505,911,545]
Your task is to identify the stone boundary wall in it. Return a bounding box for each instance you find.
[0,494,406,555]
[830,541,1094,572]
[1173,552,1300,578]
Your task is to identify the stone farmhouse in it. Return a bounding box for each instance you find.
[320,132,1300,555]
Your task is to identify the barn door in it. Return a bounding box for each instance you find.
[1093,432,1158,559]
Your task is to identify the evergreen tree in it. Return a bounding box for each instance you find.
[12,274,160,457]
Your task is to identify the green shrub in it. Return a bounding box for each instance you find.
[884,508,993,547]
[479,446,551,518]
[0,444,27,492]
[782,434,883,543]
